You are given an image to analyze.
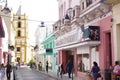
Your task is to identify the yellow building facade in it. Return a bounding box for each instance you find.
[12,13,28,64]
[105,0,120,61]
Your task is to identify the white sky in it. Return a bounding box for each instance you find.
[7,0,59,45]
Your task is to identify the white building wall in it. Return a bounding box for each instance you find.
[58,0,80,19]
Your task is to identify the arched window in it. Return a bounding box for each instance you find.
[18,21,21,28]
[18,30,21,37]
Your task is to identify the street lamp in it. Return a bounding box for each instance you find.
[39,22,48,37]
[40,21,45,27]
[1,0,11,14]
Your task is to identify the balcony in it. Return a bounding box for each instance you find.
[83,26,100,41]
[53,20,61,37]
[79,0,111,23]
[102,0,120,5]
[55,26,100,49]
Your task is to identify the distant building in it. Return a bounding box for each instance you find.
[42,33,57,72]
[12,6,29,64]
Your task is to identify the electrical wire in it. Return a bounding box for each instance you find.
[0,14,56,23]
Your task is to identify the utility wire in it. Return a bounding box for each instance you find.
[0,14,56,23]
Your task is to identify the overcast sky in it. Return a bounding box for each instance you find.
[7,0,59,45]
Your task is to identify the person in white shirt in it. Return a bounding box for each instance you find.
[113,61,120,80]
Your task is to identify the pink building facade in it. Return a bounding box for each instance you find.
[53,0,114,79]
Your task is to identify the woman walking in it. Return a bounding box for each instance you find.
[91,61,100,80]
[0,64,5,80]
[113,61,120,80]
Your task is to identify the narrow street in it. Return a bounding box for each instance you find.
[15,66,57,80]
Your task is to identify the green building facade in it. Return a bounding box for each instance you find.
[42,33,58,72]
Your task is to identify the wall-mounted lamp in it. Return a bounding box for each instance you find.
[111,18,113,22]
[1,0,11,14]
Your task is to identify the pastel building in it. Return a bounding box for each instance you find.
[42,33,58,72]
[53,0,113,79]
[12,6,29,64]
[104,0,120,61]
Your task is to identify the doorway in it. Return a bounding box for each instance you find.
[66,50,74,65]
[105,32,112,80]
[106,32,112,68]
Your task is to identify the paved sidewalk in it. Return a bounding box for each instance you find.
[15,65,84,80]
[34,67,84,80]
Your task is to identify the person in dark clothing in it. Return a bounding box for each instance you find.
[46,61,49,73]
[6,62,12,80]
[66,60,73,78]
[91,61,100,80]
[60,62,65,78]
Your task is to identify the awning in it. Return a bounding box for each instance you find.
[55,41,100,50]
[44,52,53,55]
[0,17,5,38]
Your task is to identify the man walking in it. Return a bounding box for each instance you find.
[66,60,73,78]
[46,61,49,73]
[6,62,12,80]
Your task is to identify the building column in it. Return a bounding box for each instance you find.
[73,48,77,76]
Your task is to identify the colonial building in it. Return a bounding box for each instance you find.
[42,33,57,72]
[104,0,120,61]
[53,0,113,79]
[12,6,28,64]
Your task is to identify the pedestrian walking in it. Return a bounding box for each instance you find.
[91,61,101,80]
[0,64,5,80]
[60,62,65,78]
[6,62,12,80]
[38,62,42,71]
[46,61,49,73]
[113,61,120,80]
[66,60,73,78]
[33,62,37,69]
[18,61,20,68]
